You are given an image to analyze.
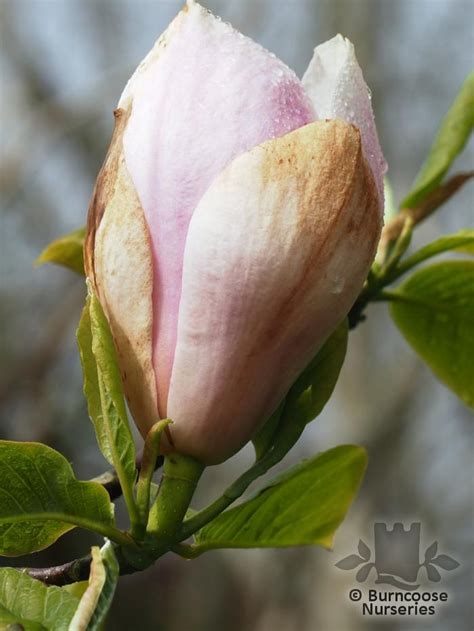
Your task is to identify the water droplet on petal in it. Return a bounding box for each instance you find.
[329,275,345,294]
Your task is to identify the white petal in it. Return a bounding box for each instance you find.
[166,120,381,464]
[303,34,387,201]
[118,1,314,416]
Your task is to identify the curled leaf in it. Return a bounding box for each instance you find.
[69,542,119,631]
[36,227,86,276]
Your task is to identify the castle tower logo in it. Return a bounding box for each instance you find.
[336,522,459,590]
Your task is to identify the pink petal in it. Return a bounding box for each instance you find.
[120,0,314,416]
[166,120,381,464]
[302,34,387,201]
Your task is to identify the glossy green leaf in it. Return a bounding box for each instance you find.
[70,542,119,631]
[0,568,80,631]
[402,72,474,209]
[396,229,474,276]
[390,260,474,407]
[0,441,120,556]
[77,291,137,523]
[195,445,367,551]
[36,226,86,276]
[253,321,348,460]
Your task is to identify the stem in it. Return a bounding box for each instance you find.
[88,526,133,549]
[178,435,298,541]
[178,470,259,541]
[384,233,474,283]
[0,513,131,547]
[134,419,171,540]
[90,451,164,501]
[97,374,140,534]
[376,289,450,312]
[349,170,473,328]
[146,453,204,545]
[380,216,414,276]
[171,542,202,559]
[377,171,473,261]
[25,547,139,587]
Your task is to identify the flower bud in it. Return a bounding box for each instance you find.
[86,0,385,464]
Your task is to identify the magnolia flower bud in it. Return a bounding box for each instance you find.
[85,0,386,464]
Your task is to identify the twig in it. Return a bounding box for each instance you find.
[25,554,94,586]
[23,453,164,586]
[377,171,473,261]
[349,171,473,328]
[25,549,138,587]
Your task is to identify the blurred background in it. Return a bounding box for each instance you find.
[1,0,473,629]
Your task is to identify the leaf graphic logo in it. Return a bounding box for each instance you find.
[336,522,459,590]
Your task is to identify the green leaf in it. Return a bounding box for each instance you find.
[0,441,119,556]
[77,291,138,525]
[456,237,474,255]
[395,229,474,276]
[36,227,86,276]
[0,568,80,631]
[402,72,474,209]
[69,542,119,631]
[285,320,348,425]
[390,260,474,407]
[251,401,285,462]
[0,605,44,631]
[62,581,89,600]
[194,445,367,551]
[253,320,348,460]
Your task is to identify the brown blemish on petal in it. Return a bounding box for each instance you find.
[85,2,195,438]
[94,155,158,434]
[85,106,132,286]
[249,120,381,355]
[86,103,158,433]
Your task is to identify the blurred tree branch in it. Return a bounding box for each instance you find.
[348,170,474,328]
[377,170,474,261]
[0,285,84,405]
